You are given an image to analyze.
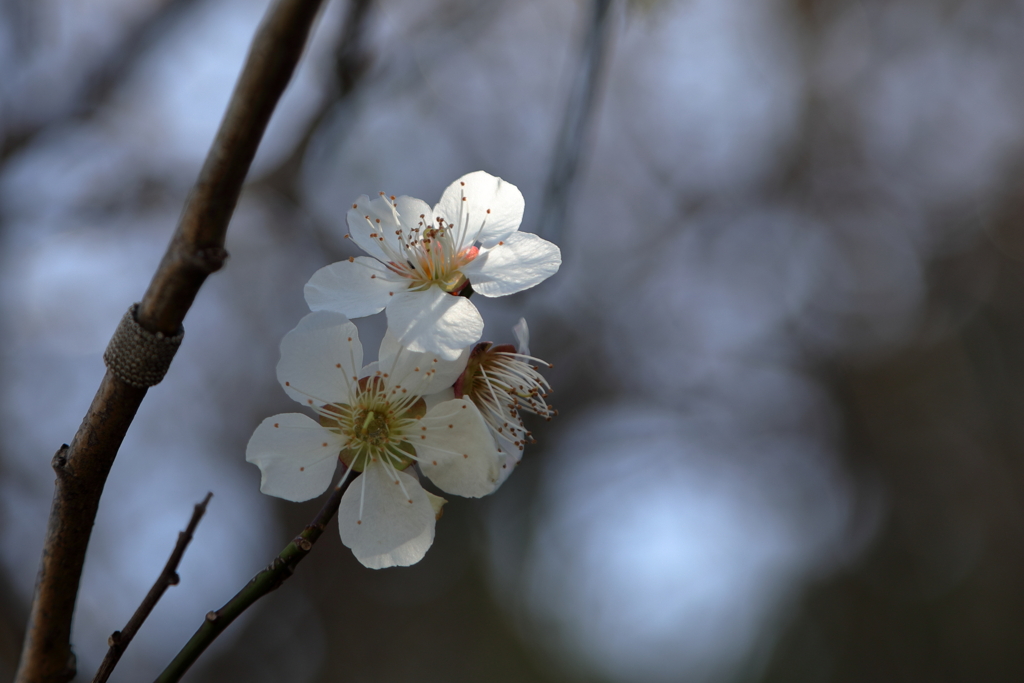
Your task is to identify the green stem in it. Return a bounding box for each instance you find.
[154,480,349,683]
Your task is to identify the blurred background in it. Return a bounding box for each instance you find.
[2,0,1024,681]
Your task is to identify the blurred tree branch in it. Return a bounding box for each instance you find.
[15,2,327,681]
[0,0,204,165]
[91,493,213,683]
[155,481,350,683]
[254,0,376,207]
[537,0,615,243]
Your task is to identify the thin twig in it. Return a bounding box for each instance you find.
[15,3,327,682]
[92,493,213,683]
[154,480,350,683]
[536,0,615,243]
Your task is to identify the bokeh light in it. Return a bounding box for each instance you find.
[3,0,1024,681]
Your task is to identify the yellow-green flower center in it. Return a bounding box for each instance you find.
[319,377,425,472]
[385,224,479,293]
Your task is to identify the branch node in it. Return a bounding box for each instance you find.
[51,445,70,473]
[103,303,185,388]
[18,0,325,678]
[185,246,229,274]
[156,479,346,681]
[297,538,312,552]
[64,651,77,679]
[90,493,212,683]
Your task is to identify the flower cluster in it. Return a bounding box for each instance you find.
[246,171,560,568]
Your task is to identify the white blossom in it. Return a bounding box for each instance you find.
[246,311,501,568]
[455,319,555,486]
[305,171,561,360]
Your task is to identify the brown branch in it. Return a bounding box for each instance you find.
[14,2,327,682]
[155,481,349,683]
[91,493,212,683]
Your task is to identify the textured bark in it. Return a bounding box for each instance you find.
[15,1,327,681]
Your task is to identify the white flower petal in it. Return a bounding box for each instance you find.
[434,171,524,249]
[475,399,526,491]
[493,457,518,489]
[277,311,362,406]
[378,329,470,396]
[426,490,447,519]
[417,399,501,498]
[461,231,561,297]
[359,361,379,379]
[426,345,471,390]
[395,196,434,234]
[304,258,402,319]
[385,287,483,360]
[424,386,455,411]
[245,414,343,502]
[512,318,530,356]
[338,464,436,569]
[492,432,525,489]
[347,194,403,261]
